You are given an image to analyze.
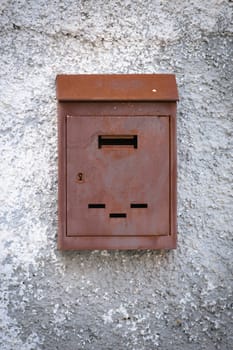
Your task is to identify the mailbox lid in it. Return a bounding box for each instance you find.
[56,74,179,102]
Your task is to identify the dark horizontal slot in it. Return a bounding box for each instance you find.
[131,203,148,208]
[88,204,106,208]
[109,213,127,218]
[98,135,137,149]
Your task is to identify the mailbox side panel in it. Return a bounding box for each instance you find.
[57,102,67,250]
[169,103,177,246]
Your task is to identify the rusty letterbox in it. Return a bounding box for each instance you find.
[56,74,178,250]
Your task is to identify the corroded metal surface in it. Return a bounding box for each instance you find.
[57,74,178,250]
[56,74,179,102]
[66,115,170,237]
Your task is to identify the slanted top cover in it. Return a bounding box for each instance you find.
[56,74,179,102]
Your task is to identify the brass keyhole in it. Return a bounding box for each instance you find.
[76,172,84,183]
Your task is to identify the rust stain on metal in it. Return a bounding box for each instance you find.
[56,74,178,102]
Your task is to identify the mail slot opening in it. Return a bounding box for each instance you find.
[88,204,106,208]
[131,203,148,208]
[109,213,127,218]
[98,135,137,149]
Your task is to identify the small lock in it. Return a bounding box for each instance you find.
[76,172,84,183]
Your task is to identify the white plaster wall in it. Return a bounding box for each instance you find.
[0,1,232,349]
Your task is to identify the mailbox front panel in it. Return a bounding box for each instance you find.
[66,115,170,237]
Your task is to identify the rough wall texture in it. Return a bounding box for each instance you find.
[0,0,232,349]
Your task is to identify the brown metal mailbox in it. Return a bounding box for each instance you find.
[56,74,178,250]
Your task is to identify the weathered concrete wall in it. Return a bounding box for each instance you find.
[0,1,232,349]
